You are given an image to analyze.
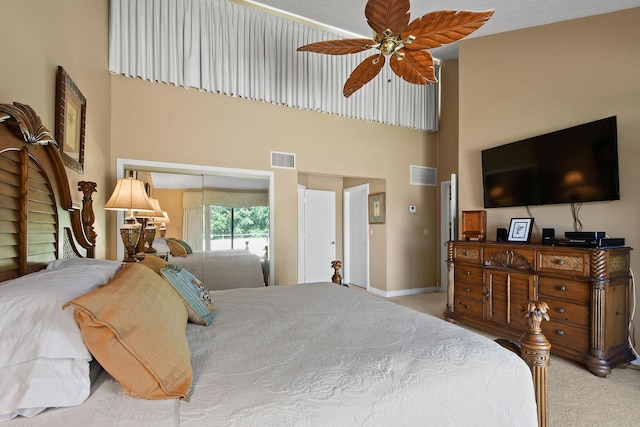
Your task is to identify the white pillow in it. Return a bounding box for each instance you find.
[0,359,90,422]
[46,257,122,271]
[152,238,170,254]
[0,260,122,420]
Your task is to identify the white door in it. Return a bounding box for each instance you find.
[298,189,336,283]
[343,184,369,288]
[440,174,457,292]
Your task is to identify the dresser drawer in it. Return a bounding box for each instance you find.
[453,246,482,264]
[454,264,483,284]
[542,297,589,328]
[545,320,589,353]
[538,277,590,304]
[454,282,484,301]
[538,251,589,276]
[454,297,484,318]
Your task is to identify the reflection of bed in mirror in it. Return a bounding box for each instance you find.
[153,238,266,290]
[120,160,274,287]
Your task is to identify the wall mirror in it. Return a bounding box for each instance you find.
[116,158,274,286]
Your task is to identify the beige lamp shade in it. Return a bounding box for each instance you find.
[135,198,164,219]
[161,211,171,224]
[104,178,155,213]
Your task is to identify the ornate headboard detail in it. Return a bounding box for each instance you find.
[0,102,96,282]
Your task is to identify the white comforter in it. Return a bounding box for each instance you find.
[168,249,265,290]
[10,283,537,426]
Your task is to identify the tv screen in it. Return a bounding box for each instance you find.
[482,116,619,208]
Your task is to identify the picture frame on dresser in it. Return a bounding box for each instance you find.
[508,217,533,242]
[55,65,86,174]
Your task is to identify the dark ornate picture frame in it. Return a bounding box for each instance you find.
[55,66,86,174]
[368,192,385,224]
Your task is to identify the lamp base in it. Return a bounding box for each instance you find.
[143,223,157,253]
[120,218,142,262]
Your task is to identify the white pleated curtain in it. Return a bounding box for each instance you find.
[109,0,439,131]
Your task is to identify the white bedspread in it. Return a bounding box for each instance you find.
[168,249,265,290]
[9,283,537,426]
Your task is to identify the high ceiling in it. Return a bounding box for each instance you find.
[237,0,640,60]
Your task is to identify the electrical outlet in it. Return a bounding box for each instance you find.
[408,205,417,213]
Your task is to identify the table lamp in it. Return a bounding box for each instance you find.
[135,198,164,253]
[104,177,155,262]
[159,211,171,237]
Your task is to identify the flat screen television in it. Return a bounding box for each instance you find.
[482,116,619,208]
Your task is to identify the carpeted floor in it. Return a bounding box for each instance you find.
[383,290,640,427]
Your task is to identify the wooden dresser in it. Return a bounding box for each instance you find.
[444,240,633,376]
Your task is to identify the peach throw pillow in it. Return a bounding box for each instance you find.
[64,263,192,400]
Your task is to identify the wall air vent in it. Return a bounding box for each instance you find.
[410,165,437,186]
[271,151,296,169]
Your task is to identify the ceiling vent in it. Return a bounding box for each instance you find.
[410,165,437,186]
[271,151,296,169]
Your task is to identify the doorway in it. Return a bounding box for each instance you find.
[440,174,457,292]
[343,184,369,289]
[297,188,336,283]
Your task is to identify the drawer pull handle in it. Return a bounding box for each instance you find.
[555,259,565,265]
[556,330,565,336]
[558,285,567,291]
[464,271,471,276]
[464,287,471,292]
[464,304,470,309]
[557,307,566,313]
[463,251,470,256]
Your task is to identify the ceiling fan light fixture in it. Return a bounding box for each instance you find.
[297,0,494,97]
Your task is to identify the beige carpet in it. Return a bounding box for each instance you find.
[384,290,640,427]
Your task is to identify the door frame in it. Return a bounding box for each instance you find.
[440,174,457,292]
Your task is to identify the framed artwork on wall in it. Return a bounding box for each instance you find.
[368,192,385,224]
[508,218,534,242]
[55,66,86,174]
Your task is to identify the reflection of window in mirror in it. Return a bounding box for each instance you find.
[210,206,269,257]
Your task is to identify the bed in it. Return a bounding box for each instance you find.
[153,237,266,290]
[0,102,549,426]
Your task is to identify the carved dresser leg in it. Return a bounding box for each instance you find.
[520,301,551,427]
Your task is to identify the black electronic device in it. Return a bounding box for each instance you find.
[564,231,606,239]
[496,227,508,242]
[542,228,555,244]
[481,116,619,208]
[548,237,625,248]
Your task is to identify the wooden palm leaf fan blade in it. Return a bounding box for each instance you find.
[365,0,410,37]
[390,49,435,84]
[297,38,376,55]
[343,54,386,98]
[402,10,495,50]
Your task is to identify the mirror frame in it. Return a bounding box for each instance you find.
[115,158,274,285]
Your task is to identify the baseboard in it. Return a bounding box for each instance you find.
[367,286,441,298]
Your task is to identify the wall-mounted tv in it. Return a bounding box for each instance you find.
[482,116,619,208]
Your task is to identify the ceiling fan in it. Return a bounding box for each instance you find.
[297,0,494,98]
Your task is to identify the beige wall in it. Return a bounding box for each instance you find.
[457,8,640,344]
[110,76,438,290]
[0,0,110,259]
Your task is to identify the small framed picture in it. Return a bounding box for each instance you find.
[368,192,385,224]
[508,218,534,242]
[55,66,86,174]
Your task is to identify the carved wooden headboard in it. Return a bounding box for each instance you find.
[0,102,96,282]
